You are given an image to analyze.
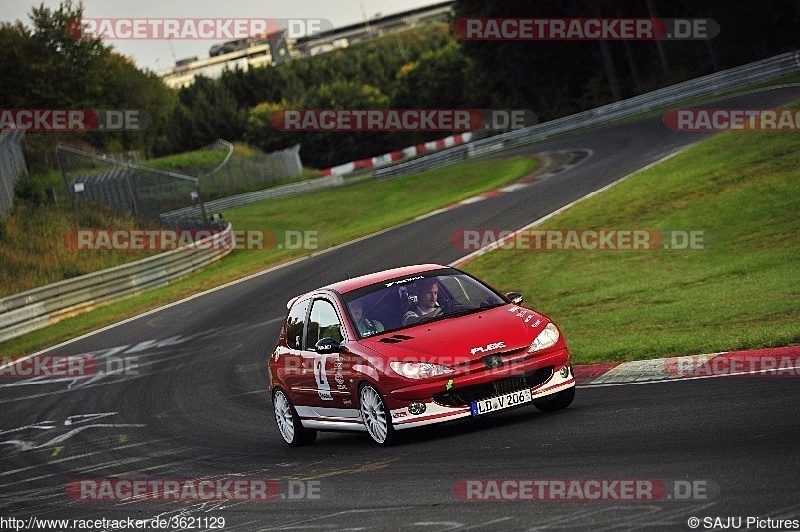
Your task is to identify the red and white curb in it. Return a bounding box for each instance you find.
[574,345,800,385]
[421,149,593,219]
[319,133,474,177]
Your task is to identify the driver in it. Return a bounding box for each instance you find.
[402,278,442,325]
[351,300,384,336]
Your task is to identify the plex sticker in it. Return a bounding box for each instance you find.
[470,342,506,355]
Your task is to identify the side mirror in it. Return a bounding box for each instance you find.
[315,337,342,354]
[506,292,524,304]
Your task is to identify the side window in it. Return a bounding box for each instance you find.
[308,299,343,349]
[285,299,310,350]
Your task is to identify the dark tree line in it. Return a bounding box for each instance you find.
[155,24,468,168]
[158,0,800,167]
[0,1,176,172]
[2,1,798,172]
[454,0,800,120]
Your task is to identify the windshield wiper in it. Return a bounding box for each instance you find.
[434,306,485,320]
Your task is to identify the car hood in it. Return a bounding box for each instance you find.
[357,305,549,363]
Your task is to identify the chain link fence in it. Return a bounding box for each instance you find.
[56,140,303,225]
[193,143,303,201]
[0,130,28,219]
[56,142,208,226]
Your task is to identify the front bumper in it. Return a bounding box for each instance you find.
[388,348,574,430]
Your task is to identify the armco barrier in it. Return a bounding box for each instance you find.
[0,224,234,343]
[374,51,800,178]
[160,174,345,221]
[159,134,473,219]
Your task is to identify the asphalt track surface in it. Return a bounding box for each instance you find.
[2,87,799,531]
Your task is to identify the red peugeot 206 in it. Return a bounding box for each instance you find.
[269,264,575,446]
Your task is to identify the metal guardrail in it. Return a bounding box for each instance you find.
[160,174,344,220]
[0,224,234,343]
[374,51,800,178]
[5,52,798,344]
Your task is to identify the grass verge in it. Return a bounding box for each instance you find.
[2,156,540,357]
[462,103,800,364]
[0,201,160,296]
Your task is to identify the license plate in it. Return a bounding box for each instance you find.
[470,388,533,417]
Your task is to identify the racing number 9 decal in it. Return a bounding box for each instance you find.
[314,354,334,401]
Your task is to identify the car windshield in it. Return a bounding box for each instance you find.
[342,268,506,338]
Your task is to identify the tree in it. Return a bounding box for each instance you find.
[176,76,247,148]
[454,0,800,120]
[0,1,178,162]
[294,82,392,168]
[101,53,178,154]
[394,41,478,109]
[14,1,108,107]
[244,100,297,154]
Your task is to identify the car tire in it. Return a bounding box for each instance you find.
[359,383,396,446]
[534,386,575,413]
[273,388,317,446]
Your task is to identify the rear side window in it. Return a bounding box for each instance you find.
[307,299,343,349]
[285,299,310,350]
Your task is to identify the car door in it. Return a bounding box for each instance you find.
[299,297,352,410]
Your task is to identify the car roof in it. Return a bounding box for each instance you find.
[322,263,448,294]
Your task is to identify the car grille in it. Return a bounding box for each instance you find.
[433,367,554,406]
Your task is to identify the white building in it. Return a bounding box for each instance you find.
[158,1,454,89]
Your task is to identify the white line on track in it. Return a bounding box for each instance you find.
[449,144,696,267]
[10,83,800,365]
[5,141,699,365]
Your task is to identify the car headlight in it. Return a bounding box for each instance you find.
[528,323,560,352]
[389,361,455,379]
